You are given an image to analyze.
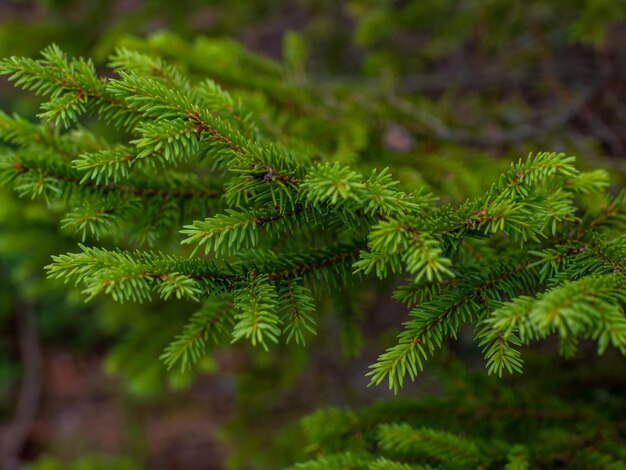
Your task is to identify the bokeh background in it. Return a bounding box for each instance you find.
[1,1,625,469]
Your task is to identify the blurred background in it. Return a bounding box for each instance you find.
[0,1,625,469]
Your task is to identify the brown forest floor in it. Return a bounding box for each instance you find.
[31,349,231,469]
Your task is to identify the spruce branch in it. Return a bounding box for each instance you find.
[377,423,485,468]
[0,45,139,129]
[2,43,625,393]
[370,259,539,392]
[280,280,317,345]
[161,297,233,371]
[231,275,282,350]
[180,206,308,256]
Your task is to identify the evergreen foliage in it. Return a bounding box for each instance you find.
[292,357,626,469]
[1,40,626,401]
[1,2,625,467]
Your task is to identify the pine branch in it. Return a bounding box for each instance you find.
[3,42,625,393]
[2,149,224,200]
[180,206,308,256]
[45,241,364,301]
[0,45,138,129]
[369,259,539,392]
[161,297,233,371]
[481,275,626,362]
[280,280,317,345]
[378,423,485,468]
[231,275,281,350]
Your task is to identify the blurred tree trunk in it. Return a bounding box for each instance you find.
[1,299,42,470]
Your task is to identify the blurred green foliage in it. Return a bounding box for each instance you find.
[294,351,626,468]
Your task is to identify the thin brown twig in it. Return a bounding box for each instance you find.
[1,299,42,470]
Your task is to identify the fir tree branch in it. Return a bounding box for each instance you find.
[3,154,224,200]
[369,260,538,392]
